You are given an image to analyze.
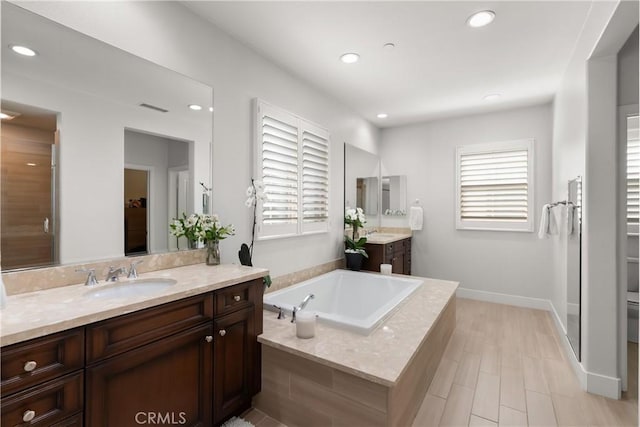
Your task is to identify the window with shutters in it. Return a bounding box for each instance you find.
[456,139,535,232]
[254,99,330,239]
[627,115,639,233]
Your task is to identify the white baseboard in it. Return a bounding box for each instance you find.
[458,287,622,400]
[456,287,551,311]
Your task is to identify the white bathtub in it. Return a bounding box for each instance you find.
[263,269,423,335]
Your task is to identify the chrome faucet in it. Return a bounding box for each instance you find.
[106,266,127,282]
[127,260,143,279]
[76,268,99,286]
[291,293,315,323]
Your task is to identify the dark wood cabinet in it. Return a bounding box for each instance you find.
[213,306,255,424]
[86,324,213,427]
[362,237,412,275]
[1,277,265,427]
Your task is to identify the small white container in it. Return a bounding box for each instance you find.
[296,310,316,339]
[380,264,392,275]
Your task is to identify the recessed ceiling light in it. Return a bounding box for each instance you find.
[209,107,214,112]
[26,163,37,167]
[340,53,360,64]
[0,112,15,120]
[377,113,388,119]
[483,93,501,101]
[383,43,395,50]
[467,10,495,28]
[10,44,37,57]
[188,104,203,111]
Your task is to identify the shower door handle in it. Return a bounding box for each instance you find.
[43,217,49,234]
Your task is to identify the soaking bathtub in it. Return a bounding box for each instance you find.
[263,269,422,334]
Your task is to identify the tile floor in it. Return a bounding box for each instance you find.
[244,298,638,426]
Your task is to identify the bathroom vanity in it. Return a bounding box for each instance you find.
[362,235,412,275]
[0,264,266,427]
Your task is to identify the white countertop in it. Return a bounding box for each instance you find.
[1,264,268,347]
[364,232,413,245]
[258,275,458,386]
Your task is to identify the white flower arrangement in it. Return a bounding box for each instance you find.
[169,213,234,243]
[245,180,266,207]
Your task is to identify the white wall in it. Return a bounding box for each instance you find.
[551,0,638,398]
[380,104,553,299]
[15,1,380,277]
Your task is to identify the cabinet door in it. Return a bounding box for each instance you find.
[86,324,213,427]
[391,252,405,274]
[213,306,255,424]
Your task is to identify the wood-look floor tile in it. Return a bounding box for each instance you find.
[550,392,589,426]
[443,330,467,362]
[439,384,475,427]
[470,415,498,426]
[480,344,501,376]
[522,356,549,394]
[498,406,528,427]
[535,333,563,360]
[428,357,459,399]
[525,390,556,427]
[500,365,526,412]
[541,358,581,397]
[411,393,446,427]
[472,372,500,422]
[454,351,482,389]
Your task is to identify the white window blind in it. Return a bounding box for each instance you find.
[456,139,534,232]
[627,115,639,225]
[301,124,329,231]
[255,99,330,239]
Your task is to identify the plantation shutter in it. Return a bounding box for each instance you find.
[255,100,330,238]
[257,102,299,238]
[301,122,329,233]
[627,115,640,224]
[456,139,534,232]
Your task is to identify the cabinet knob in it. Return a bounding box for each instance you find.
[233,295,241,302]
[23,410,36,422]
[23,360,37,372]
[219,329,226,337]
[205,335,213,343]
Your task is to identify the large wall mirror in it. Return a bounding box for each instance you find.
[1,3,213,271]
[344,144,380,228]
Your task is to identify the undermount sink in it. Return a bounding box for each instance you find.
[84,278,177,299]
[370,233,399,238]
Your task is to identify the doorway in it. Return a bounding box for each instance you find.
[124,168,149,255]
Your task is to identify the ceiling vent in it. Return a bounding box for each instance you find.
[139,103,169,113]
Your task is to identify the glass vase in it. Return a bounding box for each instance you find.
[206,240,220,266]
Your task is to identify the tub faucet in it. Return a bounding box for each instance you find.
[291,293,315,323]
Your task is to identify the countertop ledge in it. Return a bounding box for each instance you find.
[1,264,268,347]
[258,275,458,387]
[364,233,412,245]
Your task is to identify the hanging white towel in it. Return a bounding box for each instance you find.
[567,204,575,235]
[409,206,423,231]
[549,204,566,235]
[538,204,551,239]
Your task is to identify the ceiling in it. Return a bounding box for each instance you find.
[185,1,592,127]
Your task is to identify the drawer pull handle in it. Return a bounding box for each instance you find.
[219,329,226,337]
[23,360,37,372]
[23,410,36,422]
[233,295,241,302]
[205,335,213,343]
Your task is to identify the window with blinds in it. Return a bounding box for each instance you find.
[255,99,330,239]
[456,139,534,232]
[627,115,639,227]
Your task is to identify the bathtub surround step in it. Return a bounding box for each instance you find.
[255,276,457,427]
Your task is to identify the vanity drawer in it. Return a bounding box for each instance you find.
[1,328,84,397]
[0,372,83,427]
[86,293,213,363]
[215,280,259,317]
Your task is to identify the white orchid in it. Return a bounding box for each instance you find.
[245,179,267,208]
